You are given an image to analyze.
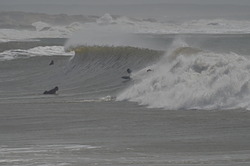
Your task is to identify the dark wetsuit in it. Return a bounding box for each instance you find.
[43,86,58,94]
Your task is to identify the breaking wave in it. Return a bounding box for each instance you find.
[117,44,250,110]
[3,32,250,111]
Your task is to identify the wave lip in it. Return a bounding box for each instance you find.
[117,46,250,110]
[69,45,163,64]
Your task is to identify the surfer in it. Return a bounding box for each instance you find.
[49,60,54,65]
[122,68,132,80]
[43,86,59,95]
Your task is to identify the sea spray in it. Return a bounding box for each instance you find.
[117,44,250,110]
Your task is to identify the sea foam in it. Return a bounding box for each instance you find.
[117,40,250,110]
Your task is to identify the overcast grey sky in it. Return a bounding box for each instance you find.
[1,0,250,21]
[1,0,250,5]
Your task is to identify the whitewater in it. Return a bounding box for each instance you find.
[117,46,250,110]
[1,12,250,166]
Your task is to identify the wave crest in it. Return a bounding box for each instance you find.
[70,46,163,67]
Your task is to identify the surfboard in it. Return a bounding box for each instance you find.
[121,76,131,80]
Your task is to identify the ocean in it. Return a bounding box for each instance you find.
[1,12,250,166]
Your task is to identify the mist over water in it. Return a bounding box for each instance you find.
[1,1,250,21]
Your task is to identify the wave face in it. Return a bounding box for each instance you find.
[0,38,163,103]
[67,46,163,97]
[117,44,250,110]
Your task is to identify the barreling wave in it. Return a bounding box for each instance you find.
[62,45,164,97]
[117,45,250,110]
[0,45,164,103]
